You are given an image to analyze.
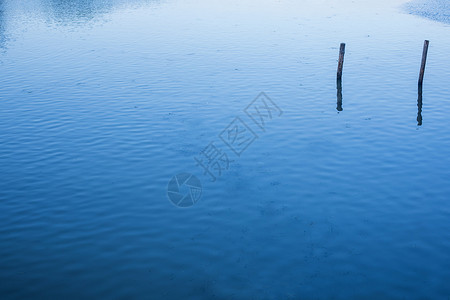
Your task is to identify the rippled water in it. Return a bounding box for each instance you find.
[1,0,450,298]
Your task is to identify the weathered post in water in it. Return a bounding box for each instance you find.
[418,40,429,87]
[337,43,346,83]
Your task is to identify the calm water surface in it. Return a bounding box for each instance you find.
[1,0,450,299]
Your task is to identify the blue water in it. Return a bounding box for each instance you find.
[1,0,450,298]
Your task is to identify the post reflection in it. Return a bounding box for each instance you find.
[336,79,343,112]
[417,85,423,126]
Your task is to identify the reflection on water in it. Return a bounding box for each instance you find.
[417,85,423,126]
[45,0,161,24]
[0,2,6,49]
[44,0,115,23]
[0,0,161,48]
[336,79,343,112]
[406,0,450,24]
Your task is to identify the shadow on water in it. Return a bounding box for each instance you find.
[336,79,343,112]
[417,85,423,126]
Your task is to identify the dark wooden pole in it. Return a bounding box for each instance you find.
[337,43,346,83]
[418,40,429,86]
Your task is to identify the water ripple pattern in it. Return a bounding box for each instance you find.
[1,0,450,299]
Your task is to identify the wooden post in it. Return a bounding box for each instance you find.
[337,43,346,83]
[418,40,429,86]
